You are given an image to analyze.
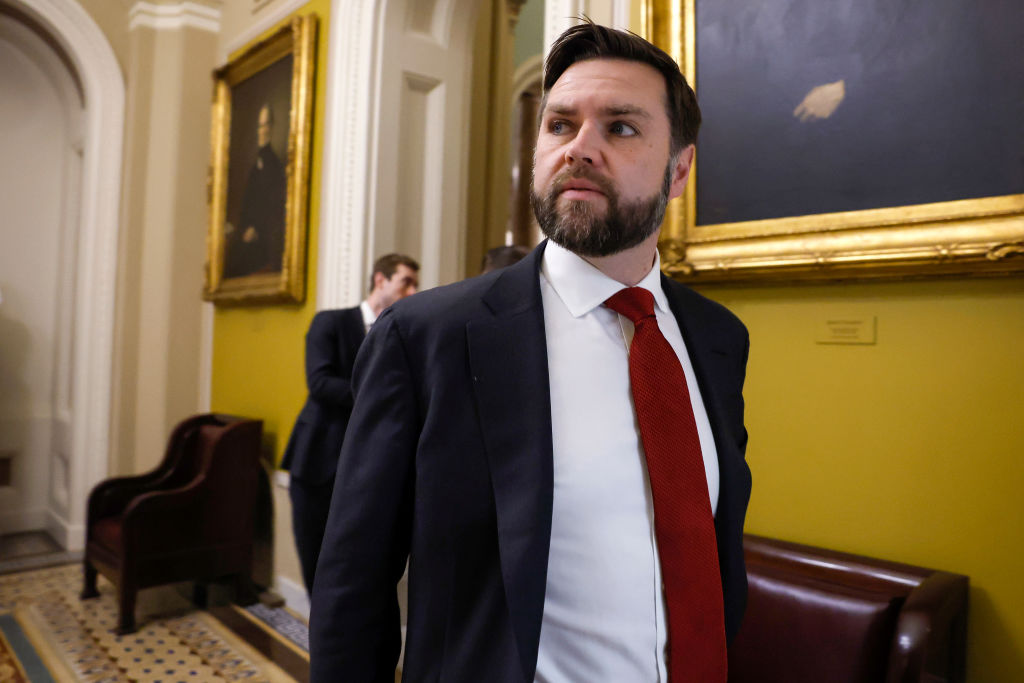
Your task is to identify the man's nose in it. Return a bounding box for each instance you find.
[563,121,602,166]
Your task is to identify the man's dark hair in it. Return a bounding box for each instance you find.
[369,253,419,292]
[481,244,530,274]
[543,19,701,155]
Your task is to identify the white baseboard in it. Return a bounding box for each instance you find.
[46,509,84,551]
[275,574,310,620]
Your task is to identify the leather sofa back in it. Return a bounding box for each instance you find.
[728,535,968,683]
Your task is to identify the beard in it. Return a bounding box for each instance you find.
[531,162,673,258]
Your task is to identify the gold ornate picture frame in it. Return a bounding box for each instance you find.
[204,14,317,305]
[642,0,1024,283]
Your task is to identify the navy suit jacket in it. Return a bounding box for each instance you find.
[310,243,751,682]
[281,306,366,484]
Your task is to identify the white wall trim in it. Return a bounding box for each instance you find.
[198,301,214,411]
[129,2,221,33]
[544,0,584,56]
[275,574,310,620]
[612,0,630,30]
[543,0,632,55]
[221,0,308,61]
[45,508,83,549]
[316,0,384,309]
[16,0,125,553]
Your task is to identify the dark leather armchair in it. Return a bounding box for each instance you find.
[81,413,263,633]
[729,534,969,683]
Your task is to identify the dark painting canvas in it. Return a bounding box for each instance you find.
[695,0,1024,225]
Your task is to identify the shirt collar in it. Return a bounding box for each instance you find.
[541,240,670,318]
[359,300,376,329]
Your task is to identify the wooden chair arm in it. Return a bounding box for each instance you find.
[117,479,210,552]
[86,470,175,522]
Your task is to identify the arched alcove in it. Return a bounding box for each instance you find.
[4,0,124,550]
[0,10,82,539]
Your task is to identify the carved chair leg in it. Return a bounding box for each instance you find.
[80,559,100,600]
[116,581,138,635]
[192,582,208,608]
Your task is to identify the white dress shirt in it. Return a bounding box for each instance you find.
[534,241,720,683]
[359,300,376,332]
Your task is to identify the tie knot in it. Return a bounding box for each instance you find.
[604,287,655,323]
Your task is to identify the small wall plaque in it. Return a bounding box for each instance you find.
[816,316,877,345]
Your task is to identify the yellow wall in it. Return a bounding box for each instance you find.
[697,276,1024,682]
[210,0,329,465]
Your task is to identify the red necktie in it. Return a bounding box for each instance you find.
[604,286,727,683]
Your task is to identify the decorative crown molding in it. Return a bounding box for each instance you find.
[129,1,221,33]
[221,0,305,60]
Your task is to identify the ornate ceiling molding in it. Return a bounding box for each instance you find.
[128,1,221,33]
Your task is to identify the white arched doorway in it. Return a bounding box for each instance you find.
[0,0,124,551]
[0,8,83,544]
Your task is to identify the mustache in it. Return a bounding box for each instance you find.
[550,166,616,198]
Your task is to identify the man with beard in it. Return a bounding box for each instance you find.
[310,20,750,683]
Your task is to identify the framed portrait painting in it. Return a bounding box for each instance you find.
[642,0,1024,282]
[204,14,317,305]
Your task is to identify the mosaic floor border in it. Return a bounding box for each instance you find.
[0,563,298,682]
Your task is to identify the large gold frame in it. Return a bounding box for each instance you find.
[204,15,317,305]
[642,0,1024,283]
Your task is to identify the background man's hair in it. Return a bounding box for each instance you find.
[542,18,701,155]
[369,253,420,292]
[481,244,530,274]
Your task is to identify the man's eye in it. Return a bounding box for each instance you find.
[550,120,569,135]
[610,121,638,137]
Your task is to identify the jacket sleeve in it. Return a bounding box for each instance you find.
[305,311,355,408]
[309,309,416,683]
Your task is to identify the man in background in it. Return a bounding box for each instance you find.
[282,253,419,594]
[481,244,530,273]
[311,20,750,682]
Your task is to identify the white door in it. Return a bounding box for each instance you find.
[0,13,83,541]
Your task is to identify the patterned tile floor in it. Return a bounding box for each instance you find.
[0,563,304,682]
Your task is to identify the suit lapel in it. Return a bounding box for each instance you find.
[466,246,552,682]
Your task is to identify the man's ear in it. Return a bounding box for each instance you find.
[668,144,695,201]
[372,271,386,292]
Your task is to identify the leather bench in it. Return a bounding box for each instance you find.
[729,534,968,683]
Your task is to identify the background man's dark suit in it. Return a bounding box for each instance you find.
[282,306,366,591]
[310,243,751,682]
